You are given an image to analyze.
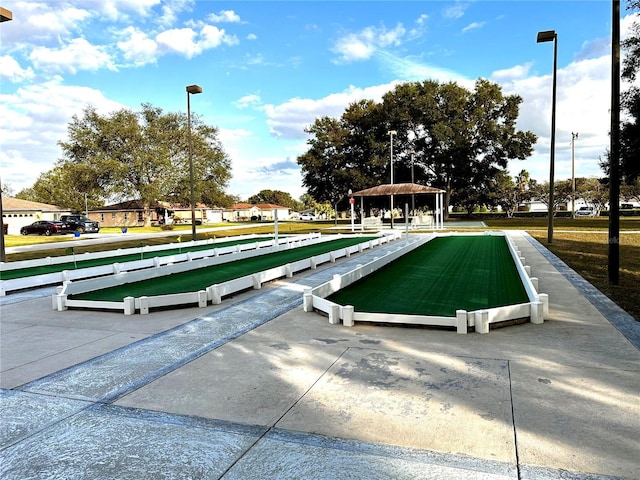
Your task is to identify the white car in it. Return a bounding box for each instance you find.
[299,213,315,221]
[575,206,598,217]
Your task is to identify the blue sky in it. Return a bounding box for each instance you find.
[1,1,638,202]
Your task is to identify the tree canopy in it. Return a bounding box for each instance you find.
[41,103,232,222]
[247,189,303,211]
[297,79,537,215]
[620,0,640,183]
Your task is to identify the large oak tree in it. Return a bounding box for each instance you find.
[53,103,232,224]
[298,79,536,216]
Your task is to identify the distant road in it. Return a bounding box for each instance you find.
[5,225,261,255]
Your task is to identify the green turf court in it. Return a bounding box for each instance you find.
[328,235,529,317]
[0,237,273,281]
[71,236,378,302]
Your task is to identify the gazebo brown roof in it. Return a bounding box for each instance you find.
[351,183,445,197]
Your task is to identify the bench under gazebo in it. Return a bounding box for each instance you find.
[349,183,445,230]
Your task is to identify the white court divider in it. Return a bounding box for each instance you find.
[57,231,401,314]
[2,233,322,296]
[58,237,323,310]
[2,233,264,273]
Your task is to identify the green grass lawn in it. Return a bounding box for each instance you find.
[328,235,528,317]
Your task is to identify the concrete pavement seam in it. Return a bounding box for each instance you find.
[506,360,522,480]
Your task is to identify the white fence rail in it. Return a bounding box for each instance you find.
[2,234,318,296]
[54,232,401,314]
[303,231,548,334]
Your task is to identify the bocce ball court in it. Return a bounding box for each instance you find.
[68,236,380,302]
[327,234,530,318]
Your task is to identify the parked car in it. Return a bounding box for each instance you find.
[60,214,100,233]
[575,206,598,217]
[299,213,316,221]
[20,220,71,236]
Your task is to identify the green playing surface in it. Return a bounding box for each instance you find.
[71,236,377,302]
[328,235,529,317]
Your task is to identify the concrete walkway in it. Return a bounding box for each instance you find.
[1,232,639,479]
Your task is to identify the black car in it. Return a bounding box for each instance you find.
[60,215,100,233]
[20,220,71,236]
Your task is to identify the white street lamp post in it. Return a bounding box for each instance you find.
[348,189,354,232]
[387,130,397,229]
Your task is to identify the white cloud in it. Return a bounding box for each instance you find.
[235,94,262,109]
[416,14,429,26]
[219,128,253,143]
[156,25,238,58]
[443,3,469,19]
[116,27,159,66]
[76,0,163,20]
[200,24,239,48]
[0,56,35,83]
[575,37,610,61]
[264,83,400,140]
[490,63,532,83]
[156,28,199,56]
[208,10,242,23]
[1,1,91,44]
[0,78,125,193]
[332,24,407,63]
[497,55,612,183]
[29,38,116,74]
[462,22,485,34]
[157,0,194,27]
[376,50,473,87]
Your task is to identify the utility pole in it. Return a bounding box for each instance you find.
[0,7,13,263]
[609,0,620,285]
[571,132,578,219]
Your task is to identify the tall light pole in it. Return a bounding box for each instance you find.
[571,132,578,219]
[609,0,620,285]
[387,130,397,229]
[0,7,12,263]
[186,84,203,242]
[537,29,558,244]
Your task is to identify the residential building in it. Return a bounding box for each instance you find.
[222,203,291,222]
[1,197,71,235]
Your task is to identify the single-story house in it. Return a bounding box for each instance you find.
[1,197,71,235]
[89,200,224,227]
[222,203,291,222]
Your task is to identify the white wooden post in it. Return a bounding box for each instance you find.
[456,310,468,334]
[124,297,135,315]
[475,310,489,334]
[343,305,355,327]
[328,304,340,325]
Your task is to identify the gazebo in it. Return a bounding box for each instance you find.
[350,183,445,230]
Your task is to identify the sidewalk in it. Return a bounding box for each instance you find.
[1,232,639,479]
